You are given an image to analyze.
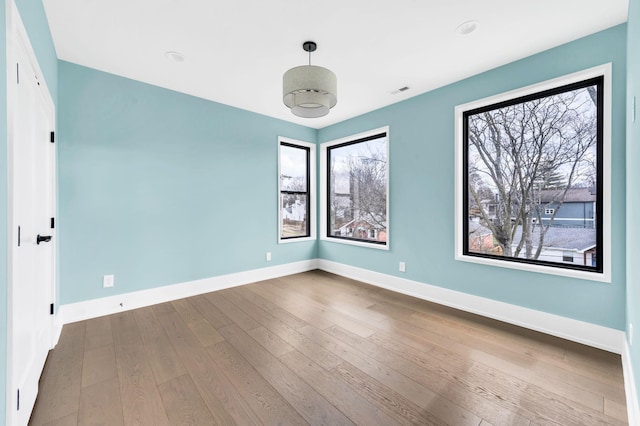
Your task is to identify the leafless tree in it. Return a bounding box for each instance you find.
[329,140,387,235]
[347,146,387,229]
[467,85,598,259]
[280,174,305,203]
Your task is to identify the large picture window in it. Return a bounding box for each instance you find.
[455,65,611,281]
[279,139,315,242]
[321,127,389,249]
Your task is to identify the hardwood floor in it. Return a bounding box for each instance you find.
[29,270,628,425]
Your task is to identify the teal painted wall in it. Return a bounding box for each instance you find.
[627,0,640,410]
[2,0,57,420]
[57,61,316,304]
[1,0,8,420]
[319,25,628,330]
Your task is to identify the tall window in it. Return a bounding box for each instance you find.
[455,65,611,281]
[321,127,389,249]
[279,139,315,242]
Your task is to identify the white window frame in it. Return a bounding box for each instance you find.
[545,208,555,215]
[320,126,390,250]
[278,137,316,243]
[454,64,612,283]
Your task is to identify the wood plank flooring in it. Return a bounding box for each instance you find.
[29,270,628,425]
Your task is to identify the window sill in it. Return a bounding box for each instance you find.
[455,253,611,283]
[321,236,389,251]
[278,236,316,244]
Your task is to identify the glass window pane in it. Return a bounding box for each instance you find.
[281,193,308,238]
[465,79,601,272]
[328,135,387,244]
[280,145,308,191]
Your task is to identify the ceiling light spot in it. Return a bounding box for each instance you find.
[165,51,185,63]
[456,20,479,35]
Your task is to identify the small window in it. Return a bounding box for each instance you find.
[455,64,611,282]
[563,251,574,262]
[321,127,389,249]
[279,138,316,243]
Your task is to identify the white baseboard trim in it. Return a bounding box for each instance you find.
[623,341,640,426]
[58,258,625,354]
[317,259,626,354]
[58,259,318,327]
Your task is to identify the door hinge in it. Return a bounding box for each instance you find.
[51,217,55,229]
[17,226,21,247]
[16,63,19,84]
[17,388,20,410]
[50,131,55,143]
[50,303,54,315]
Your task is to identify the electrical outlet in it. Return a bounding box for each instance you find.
[266,252,272,262]
[399,261,406,272]
[103,274,114,288]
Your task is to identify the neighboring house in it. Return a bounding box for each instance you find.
[336,218,387,242]
[468,220,494,253]
[535,187,596,229]
[282,199,306,222]
[479,187,596,229]
[511,226,596,266]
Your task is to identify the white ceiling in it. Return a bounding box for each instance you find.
[42,0,628,129]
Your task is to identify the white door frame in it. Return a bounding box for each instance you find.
[6,0,57,424]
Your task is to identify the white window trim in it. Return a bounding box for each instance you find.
[454,64,612,283]
[320,126,390,250]
[278,137,316,244]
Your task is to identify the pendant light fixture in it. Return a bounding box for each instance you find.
[283,41,337,118]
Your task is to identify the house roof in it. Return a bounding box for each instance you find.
[469,221,492,237]
[539,188,596,203]
[512,226,596,251]
[338,217,387,231]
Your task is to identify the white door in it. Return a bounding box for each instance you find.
[7,2,56,425]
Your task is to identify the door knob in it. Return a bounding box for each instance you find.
[36,234,52,245]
